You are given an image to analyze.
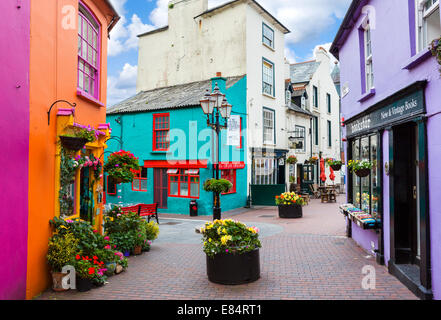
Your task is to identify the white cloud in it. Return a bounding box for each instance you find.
[107,63,138,106]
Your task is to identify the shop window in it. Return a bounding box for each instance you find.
[153,113,170,151]
[416,0,440,52]
[107,176,117,195]
[168,169,199,198]
[253,158,277,185]
[132,167,148,192]
[221,169,237,194]
[78,3,100,99]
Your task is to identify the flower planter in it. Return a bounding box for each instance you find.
[355,168,371,177]
[142,246,151,252]
[76,277,93,292]
[278,204,303,219]
[104,262,116,276]
[59,136,88,151]
[206,249,260,285]
[330,164,342,171]
[115,264,124,274]
[133,245,142,255]
[123,250,131,257]
[51,271,69,292]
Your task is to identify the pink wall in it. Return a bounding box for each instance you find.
[0,0,30,299]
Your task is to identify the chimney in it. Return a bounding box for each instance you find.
[315,46,330,63]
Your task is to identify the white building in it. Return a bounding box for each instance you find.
[285,47,342,191]
[136,0,291,205]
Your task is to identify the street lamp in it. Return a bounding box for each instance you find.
[199,82,231,221]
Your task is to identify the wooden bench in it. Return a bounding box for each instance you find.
[120,203,159,224]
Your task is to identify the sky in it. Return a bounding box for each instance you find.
[107,0,352,106]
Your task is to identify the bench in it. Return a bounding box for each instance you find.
[120,203,159,224]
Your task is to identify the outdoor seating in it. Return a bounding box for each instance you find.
[120,203,159,224]
[309,184,320,199]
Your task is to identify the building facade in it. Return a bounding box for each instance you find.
[331,0,441,299]
[0,0,119,299]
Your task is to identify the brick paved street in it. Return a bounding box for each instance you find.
[37,196,417,300]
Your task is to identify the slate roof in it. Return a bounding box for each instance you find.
[331,64,341,84]
[290,60,321,84]
[288,103,314,117]
[107,75,246,115]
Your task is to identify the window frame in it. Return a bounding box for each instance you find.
[295,125,306,152]
[263,107,276,145]
[262,58,275,97]
[416,0,440,52]
[106,176,117,195]
[153,113,170,151]
[168,169,200,199]
[327,93,331,114]
[313,116,319,146]
[313,86,318,108]
[77,2,101,100]
[262,22,275,49]
[221,169,237,194]
[132,167,148,192]
[364,24,374,92]
[327,120,332,147]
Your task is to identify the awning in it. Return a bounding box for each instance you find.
[167,169,179,174]
[218,161,246,170]
[184,169,199,175]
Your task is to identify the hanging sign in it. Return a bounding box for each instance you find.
[227,115,241,146]
[346,89,425,137]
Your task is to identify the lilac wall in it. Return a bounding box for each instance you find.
[337,0,441,299]
[351,222,378,254]
[0,0,30,299]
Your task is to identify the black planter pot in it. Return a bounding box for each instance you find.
[330,164,342,171]
[76,277,93,292]
[206,249,260,285]
[59,136,88,151]
[278,204,303,219]
[355,168,371,177]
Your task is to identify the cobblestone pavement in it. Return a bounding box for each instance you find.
[37,195,417,300]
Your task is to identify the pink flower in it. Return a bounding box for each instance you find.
[104,236,110,240]
[93,230,98,233]
[104,245,111,249]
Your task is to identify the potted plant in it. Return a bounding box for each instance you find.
[286,155,298,165]
[326,158,343,171]
[59,126,97,151]
[104,150,140,184]
[430,37,441,74]
[348,160,373,177]
[46,232,79,292]
[73,258,96,292]
[200,219,261,285]
[308,156,319,164]
[132,230,146,255]
[275,192,305,218]
[113,252,128,274]
[203,178,233,194]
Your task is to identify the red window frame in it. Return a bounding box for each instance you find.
[132,167,148,192]
[221,169,237,194]
[106,176,117,195]
[168,169,200,199]
[153,113,170,151]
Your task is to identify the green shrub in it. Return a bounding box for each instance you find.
[203,178,233,194]
[47,232,79,272]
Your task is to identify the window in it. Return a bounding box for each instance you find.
[263,108,275,144]
[253,158,277,185]
[313,116,319,145]
[262,59,274,96]
[327,93,331,113]
[327,120,332,147]
[295,125,306,152]
[221,170,237,194]
[168,169,199,198]
[132,167,148,192]
[262,23,274,48]
[416,0,440,52]
[78,4,100,99]
[153,113,170,151]
[313,86,318,108]
[364,23,374,92]
[106,176,117,195]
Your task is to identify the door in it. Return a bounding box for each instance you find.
[300,164,315,194]
[154,168,168,209]
[80,167,93,223]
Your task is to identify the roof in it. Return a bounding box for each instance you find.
[138,26,169,38]
[331,64,340,84]
[290,61,321,84]
[287,103,313,117]
[103,0,121,33]
[194,0,290,34]
[330,0,368,59]
[107,75,246,115]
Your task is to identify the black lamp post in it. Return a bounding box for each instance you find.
[199,83,232,220]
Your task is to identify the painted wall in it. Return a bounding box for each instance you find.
[26,0,114,299]
[0,0,30,300]
[351,223,378,254]
[337,0,441,299]
[106,76,248,216]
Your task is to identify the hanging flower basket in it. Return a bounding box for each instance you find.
[59,136,88,151]
[104,150,140,184]
[348,160,373,178]
[331,164,342,171]
[286,155,298,165]
[355,168,371,177]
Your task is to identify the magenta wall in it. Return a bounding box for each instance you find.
[0,0,30,299]
[337,0,441,299]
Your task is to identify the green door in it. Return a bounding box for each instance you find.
[300,164,315,194]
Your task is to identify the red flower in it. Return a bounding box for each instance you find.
[75,255,81,260]
[88,267,95,275]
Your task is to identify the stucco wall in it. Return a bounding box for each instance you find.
[0,0,30,300]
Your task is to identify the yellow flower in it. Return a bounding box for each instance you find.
[222,228,227,234]
[209,238,212,242]
[220,235,232,245]
[206,224,213,230]
[60,225,68,230]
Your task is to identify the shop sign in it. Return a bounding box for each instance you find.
[227,115,241,146]
[346,90,425,137]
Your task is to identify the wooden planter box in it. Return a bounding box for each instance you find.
[206,249,260,285]
[278,204,303,219]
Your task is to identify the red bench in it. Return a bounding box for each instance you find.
[120,203,159,224]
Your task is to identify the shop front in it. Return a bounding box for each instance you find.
[342,82,432,299]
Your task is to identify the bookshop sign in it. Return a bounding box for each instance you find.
[346,90,425,137]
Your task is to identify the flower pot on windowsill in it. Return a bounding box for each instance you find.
[278,204,303,219]
[206,249,260,285]
[76,277,93,292]
[59,136,88,151]
[330,164,342,171]
[355,168,371,177]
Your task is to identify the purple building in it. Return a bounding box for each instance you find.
[331,0,441,299]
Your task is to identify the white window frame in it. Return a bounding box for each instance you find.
[313,85,318,108]
[262,23,274,49]
[262,60,274,96]
[263,108,275,145]
[416,0,440,52]
[364,23,374,92]
[295,125,306,152]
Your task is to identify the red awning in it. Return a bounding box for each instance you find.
[144,160,208,169]
[218,161,246,170]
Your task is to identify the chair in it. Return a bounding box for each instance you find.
[328,189,337,203]
[309,184,320,199]
[321,190,329,203]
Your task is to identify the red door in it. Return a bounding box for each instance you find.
[154,168,168,209]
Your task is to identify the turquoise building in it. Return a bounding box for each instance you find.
[105,75,248,216]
